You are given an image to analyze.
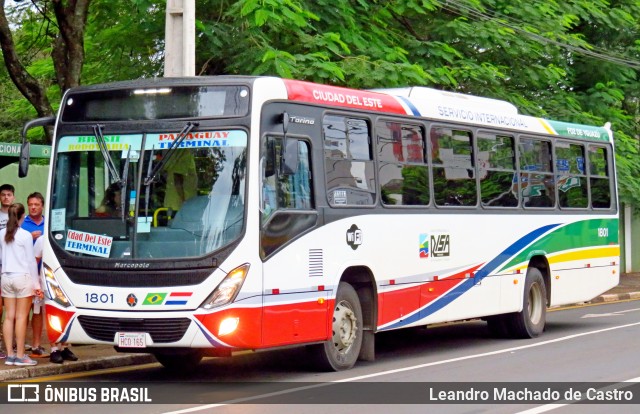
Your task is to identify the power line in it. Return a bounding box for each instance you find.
[440,0,640,70]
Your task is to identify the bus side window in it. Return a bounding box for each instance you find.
[477,132,517,208]
[377,120,429,206]
[588,145,612,209]
[323,115,375,206]
[261,137,313,221]
[519,137,555,208]
[556,142,588,209]
[431,127,477,207]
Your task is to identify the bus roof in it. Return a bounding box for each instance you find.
[283,79,612,143]
[60,76,612,143]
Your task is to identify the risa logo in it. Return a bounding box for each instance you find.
[346,224,363,250]
[430,234,450,257]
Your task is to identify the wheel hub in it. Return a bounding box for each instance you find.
[332,300,357,353]
[528,282,543,324]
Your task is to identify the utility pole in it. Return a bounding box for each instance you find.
[164,0,195,77]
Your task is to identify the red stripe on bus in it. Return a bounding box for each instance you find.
[377,264,483,327]
[284,79,408,114]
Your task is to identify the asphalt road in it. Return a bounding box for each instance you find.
[4,299,640,414]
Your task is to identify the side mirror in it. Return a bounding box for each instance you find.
[18,142,31,178]
[18,116,55,178]
[279,111,298,175]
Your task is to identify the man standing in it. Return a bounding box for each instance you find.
[0,183,15,359]
[22,192,44,241]
[21,192,77,363]
[0,184,14,230]
[21,192,46,357]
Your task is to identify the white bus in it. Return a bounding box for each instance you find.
[20,76,619,371]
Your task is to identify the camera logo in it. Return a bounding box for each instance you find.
[8,384,40,402]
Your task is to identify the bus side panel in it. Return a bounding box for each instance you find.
[262,253,330,347]
[549,266,619,306]
[380,284,421,324]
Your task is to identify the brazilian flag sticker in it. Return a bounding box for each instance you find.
[143,293,167,305]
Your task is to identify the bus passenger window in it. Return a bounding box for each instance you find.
[556,142,588,209]
[477,133,517,208]
[323,116,375,206]
[377,121,429,206]
[519,137,555,208]
[588,145,612,209]
[431,127,477,207]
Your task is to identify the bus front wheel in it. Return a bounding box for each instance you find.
[311,282,363,371]
[506,267,547,338]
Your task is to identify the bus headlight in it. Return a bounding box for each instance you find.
[200,264,250,310]
[43,263,72,308]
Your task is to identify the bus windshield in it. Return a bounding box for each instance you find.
[50,128,247,260]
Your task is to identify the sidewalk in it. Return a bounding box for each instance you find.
[1,272,639,381]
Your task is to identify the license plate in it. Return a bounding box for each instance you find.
[117,332,147,348]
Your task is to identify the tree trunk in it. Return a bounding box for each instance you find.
[0,0,53,125]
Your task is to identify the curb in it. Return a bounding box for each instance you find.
[589,291,640,303]
[0,354,156,382]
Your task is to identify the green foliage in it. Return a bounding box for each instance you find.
[1,0,639,207]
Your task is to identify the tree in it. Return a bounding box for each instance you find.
[1,0,639,207]
[0,0,53,123]
[0,0,162,143]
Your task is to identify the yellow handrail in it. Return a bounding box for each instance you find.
[153,208,171,227]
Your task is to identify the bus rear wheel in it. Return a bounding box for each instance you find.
[311,282,363,371]
[505,267,547,338]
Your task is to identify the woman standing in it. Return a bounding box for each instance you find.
[1,203,41,366]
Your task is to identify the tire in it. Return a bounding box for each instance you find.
[311,282,363,371]
[154,350,203,371]
[505,267,547,338]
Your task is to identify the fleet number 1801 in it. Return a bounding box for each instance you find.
[85,293,114,304]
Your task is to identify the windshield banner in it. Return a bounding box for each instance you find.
[65,229,113,258]
[145,130,247,149]
[57,131,247,153]
[57,135,143,153]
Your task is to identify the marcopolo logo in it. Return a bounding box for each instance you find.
[346,224,363,250]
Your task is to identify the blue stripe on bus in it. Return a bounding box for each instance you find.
[397,96,421,116]
[193,319,233,348]
[59,316,76,343]
[473,223,561,280]
[380,223,561,331]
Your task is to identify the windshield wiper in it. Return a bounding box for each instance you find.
[93,124,121,183]
[143,121,198,186]
[121,146,131,222]
[144,146,154,218]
